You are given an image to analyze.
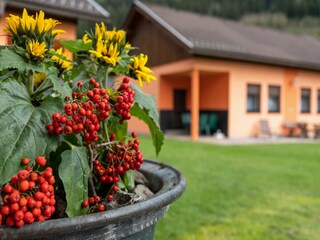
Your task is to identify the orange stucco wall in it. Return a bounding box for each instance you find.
[200,74,228,110]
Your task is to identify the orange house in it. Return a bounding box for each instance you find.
[124,0,320,140]
[0,0,109,47]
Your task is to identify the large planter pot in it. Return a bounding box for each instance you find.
[0,159,186,240]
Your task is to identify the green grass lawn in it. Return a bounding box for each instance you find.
[139,136,320,240]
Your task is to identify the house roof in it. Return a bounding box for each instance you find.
[0,0,110,22]
[125,0,320,71]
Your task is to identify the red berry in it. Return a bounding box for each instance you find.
[21,157,30,165]
[10,176,19,185]
[14,210,24,222]
[30,172,38,182]
[3,184,13,194]
[87,90,94,98]
[64,104,72,113]
[32,208,41,217]
[1,206,10,215]
[81,200,89,208]
[60,115,67,124]
[19,180,29,192]
[28,181,35,190]
[35,156,46,167]
[37,215,45,222]
[93,94,101,103]
[10,202,19,213]
[52,112,61,122]
[107,195,113,202]
[64,125,73,135]
[17,170,29,181]
[88,197,95,205]
[78,108,86,116]
[27,198,36,209]
[24,211,34,224]
[77,81,83,87]
[123,77,130,83]
[15,219,25,228]
[97,204,105,212]
[110,133,116,141]
[94,196,101,203]
[5,216,15,227]
[89,78,96,84]
[19,197,28,207]
[34,192,45,201]
[9,192,20,203]
[131,131,137,138]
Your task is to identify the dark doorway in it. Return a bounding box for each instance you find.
[173,89,186,128]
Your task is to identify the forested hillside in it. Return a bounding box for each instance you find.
[77,0,320,39]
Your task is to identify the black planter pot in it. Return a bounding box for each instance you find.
[0,159,186,240]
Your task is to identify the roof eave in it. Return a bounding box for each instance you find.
[132,0,194,49]
[193,47,320,71]
[3,1,109,22]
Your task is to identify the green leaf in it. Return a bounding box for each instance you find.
[59,145,89,217]
[130,84,164,156]
[0,79,63,184]
[46,67,72,100]
[123,170,135,191]
[106,116,128,141]
[0,48,46,73]
[131,84,160,127]
[60,40,92,53]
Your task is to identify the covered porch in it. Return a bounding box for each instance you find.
[154,59,229,141]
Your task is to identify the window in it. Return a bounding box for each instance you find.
[301,88,311,113]
[318,90,320,113]
[268,86,280,113]
[247,84,260,112]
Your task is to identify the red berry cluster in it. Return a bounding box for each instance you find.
[92,132,143,201]
[46,78,111,145]
[81,192,116,212]
[0,157,55,228]
[114,77,135,123]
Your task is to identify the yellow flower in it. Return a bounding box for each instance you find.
[106,29,126,43]
[35,10,45,33]
[89,37,121,66]
[4,14,20,34]
[82,34,92,44]
[27,40,47,58]
[4,8,65,48]
[124,43,131,54]
[51,48,73,71]
[95,22,107,38]
[34,72,47,86]
[115,30,126,42]
[129,54,156,87]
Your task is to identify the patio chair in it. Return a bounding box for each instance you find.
[208,113,218,134]
[297,122,308,138]
[314,124,320,139]
[258,119,272,137]
[199,113,210,135]
[181,112,190,132]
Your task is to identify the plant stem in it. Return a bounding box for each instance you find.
[96,141,117,148]
[28,71,34,95]
[32,78,52,96]
[102,67,112,141]
[88,144,97,197]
